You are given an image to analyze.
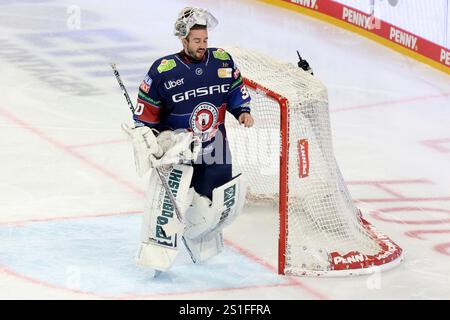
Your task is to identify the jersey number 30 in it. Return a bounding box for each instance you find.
[241,86,250,100]
[135,103,144,116]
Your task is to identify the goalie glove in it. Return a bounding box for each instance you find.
[121,123,163,177]
[153,130,201,167]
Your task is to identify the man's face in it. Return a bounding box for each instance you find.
[182,28,208,60]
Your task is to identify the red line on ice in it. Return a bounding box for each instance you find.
[0,107,329,300]
[0,211,329,300]
[67,139,126,149]
[0,107,144,197]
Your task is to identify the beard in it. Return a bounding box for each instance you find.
[187,47,205,61]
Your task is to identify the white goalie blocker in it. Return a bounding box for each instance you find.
[123,124,248,271]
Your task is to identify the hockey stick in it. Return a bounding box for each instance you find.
[110,63,196,263]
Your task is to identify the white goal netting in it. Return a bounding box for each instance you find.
[224,47,403,276]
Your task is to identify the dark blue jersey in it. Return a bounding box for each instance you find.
[135,48,251,144]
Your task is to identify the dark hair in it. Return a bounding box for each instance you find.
[186,24,207,41]
[190,24,207,31]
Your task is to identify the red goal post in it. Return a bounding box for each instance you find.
[241,78,290,275]
[225,47,403,276]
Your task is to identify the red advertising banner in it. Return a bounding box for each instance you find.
[272,0,450,73]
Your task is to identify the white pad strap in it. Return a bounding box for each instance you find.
[183,232,224,263]
[136,164,193,271]
[184,174,248,241]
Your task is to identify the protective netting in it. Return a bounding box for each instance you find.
[224,47,403,276]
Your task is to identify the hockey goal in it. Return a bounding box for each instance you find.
[224,47,403,276]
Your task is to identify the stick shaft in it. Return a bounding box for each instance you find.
[110,63,136,114]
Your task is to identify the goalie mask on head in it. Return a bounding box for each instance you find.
[174,7,218,39]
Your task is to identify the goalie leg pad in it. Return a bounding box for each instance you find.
[136,164,194,271]
[183,231,224,263]
[184,174,248,241]
[136,242,179,271]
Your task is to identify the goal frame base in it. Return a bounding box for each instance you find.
[285,252,404,277]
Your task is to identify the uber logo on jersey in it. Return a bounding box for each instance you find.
[190,102,219,142]
[172,84,230,103]
[164,78,184,90]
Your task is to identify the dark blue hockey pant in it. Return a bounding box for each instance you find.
[190,163,232,200]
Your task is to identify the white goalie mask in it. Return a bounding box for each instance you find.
[174,7,218,39]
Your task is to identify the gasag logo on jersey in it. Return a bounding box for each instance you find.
[164,78,184,90]
[218,68,232,78]
[190,102,220,142]
[157,59,177,73]
[172,84,230,103]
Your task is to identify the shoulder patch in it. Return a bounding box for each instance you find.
[157,59,177,73]
[139,81,150,93]
[212,49,230,61]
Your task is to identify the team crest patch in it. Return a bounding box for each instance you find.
[157,59,177,73]
[190,102,220,142]
[218,68,232,78]
[213,49,230,61]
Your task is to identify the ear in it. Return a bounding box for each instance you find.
[181,37,189,48]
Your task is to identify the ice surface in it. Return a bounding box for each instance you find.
[0,0,449,299]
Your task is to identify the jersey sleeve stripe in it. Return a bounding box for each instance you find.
[132,117,160,126]
[138,92,162,107]
[136,98,161,124]
[229,76,244,91]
